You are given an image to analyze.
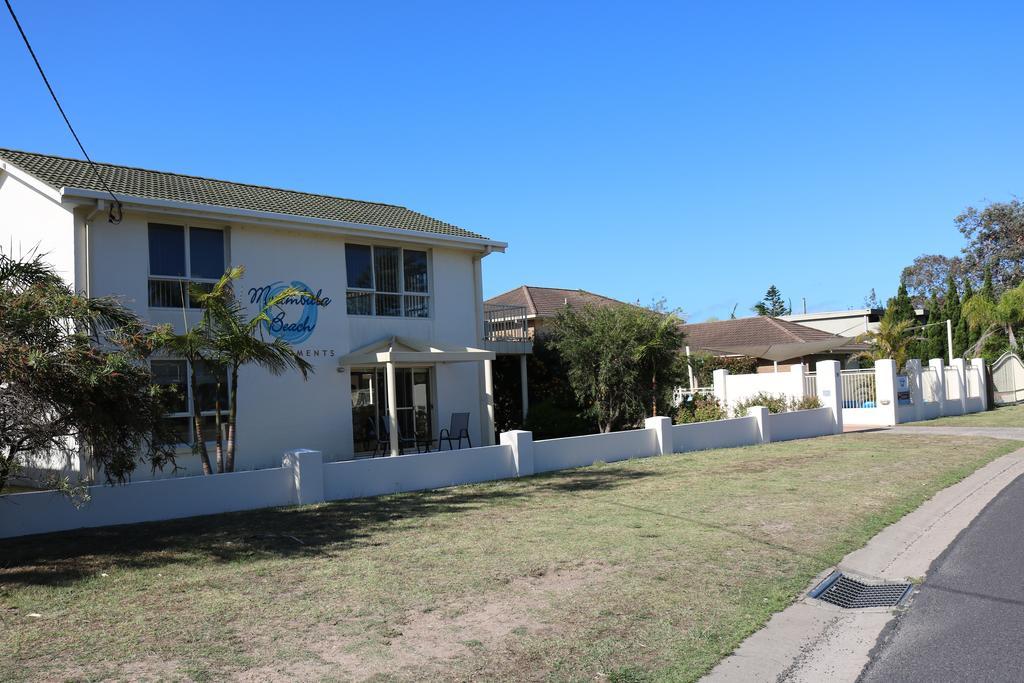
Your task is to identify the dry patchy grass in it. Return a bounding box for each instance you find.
[0,432,1018,682]
[908,403,1024,428]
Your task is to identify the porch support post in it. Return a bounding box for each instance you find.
[519,354,529,421]
[385,360,399,456]
[484,359,496,446]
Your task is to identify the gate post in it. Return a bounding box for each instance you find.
[815,360,843,434]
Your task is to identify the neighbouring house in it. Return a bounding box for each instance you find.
[0,148,531,478]
[486,285,866,374]
[485,285,631,339]
[780,307,925,337]
[681,316,869,373]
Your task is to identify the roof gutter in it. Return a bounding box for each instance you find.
[59,187,508,253]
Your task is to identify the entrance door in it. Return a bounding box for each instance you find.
[350,367,433,453]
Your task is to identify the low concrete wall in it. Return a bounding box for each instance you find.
[672,416,760,453]
[533,428,658,473]
[0,467,293,539]
[768,407,833,442]
[322,445,515,500]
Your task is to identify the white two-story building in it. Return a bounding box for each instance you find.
[0,148,530,477]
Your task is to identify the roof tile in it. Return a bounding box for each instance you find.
[0,148,486,240]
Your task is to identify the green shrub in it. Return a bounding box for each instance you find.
[675,393,727,423]
[789,395,823,411]
[523,399,593,439]
[732,392,789,417]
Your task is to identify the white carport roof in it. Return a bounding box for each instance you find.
[338,336,496,366]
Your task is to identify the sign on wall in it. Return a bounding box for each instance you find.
[248,281,332,345]
[896,375,911,405]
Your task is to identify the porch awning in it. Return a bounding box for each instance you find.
[695,338,861,362]
[338,335,496,366]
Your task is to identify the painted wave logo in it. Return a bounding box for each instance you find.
[248,281,332,345]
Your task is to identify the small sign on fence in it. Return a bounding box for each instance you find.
[896,375,911,405]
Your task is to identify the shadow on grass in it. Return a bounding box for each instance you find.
[0,465,661,587]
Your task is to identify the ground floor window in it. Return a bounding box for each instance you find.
[351,367,432,452]
[152,359,230,446]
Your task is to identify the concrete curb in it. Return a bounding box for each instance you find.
[702,439,1024,683]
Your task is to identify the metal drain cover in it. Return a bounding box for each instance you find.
[810,572,912,609]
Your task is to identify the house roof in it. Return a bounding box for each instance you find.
[682,316,869,360]
[486,285,632,318]
[0,148,487,241]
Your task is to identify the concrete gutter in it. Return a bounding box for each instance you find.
[702,433,1024,683]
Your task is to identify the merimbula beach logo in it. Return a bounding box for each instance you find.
[248,281,332,345]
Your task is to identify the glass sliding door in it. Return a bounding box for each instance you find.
[350,367,433,454]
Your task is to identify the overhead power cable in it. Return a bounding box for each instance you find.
[4,0,123,223]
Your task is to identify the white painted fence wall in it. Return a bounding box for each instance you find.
[714,365,804,414]
[1,365,848,540]
[0,466,293,539]
[533,428,657,474]
[323,445,516,500]
[672,416,760,452]
[768,407,834,442]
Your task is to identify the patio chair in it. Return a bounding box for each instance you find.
[372,418,427,456]
[438,412,471,450]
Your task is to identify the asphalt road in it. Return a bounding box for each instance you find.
[859,471,1024,682]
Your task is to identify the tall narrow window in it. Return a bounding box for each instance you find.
[374,247,401,317]
[152,359,230,446]
[344,244,430,317]
[148,223,226,308]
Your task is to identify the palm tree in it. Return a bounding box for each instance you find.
[156,325,215,474]
[962,284,1024,354]
[633,308,686,417]
[197,267,314,472]
[856,315,916,370]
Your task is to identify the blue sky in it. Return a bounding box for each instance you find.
[3,1,1022,321]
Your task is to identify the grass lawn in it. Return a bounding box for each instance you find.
[907,403,1024,428]
[1,432,1019,682]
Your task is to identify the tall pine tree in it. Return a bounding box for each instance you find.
[958,280,976,355]
[924,292,945,361]
[887,282,923,360]
[941,274,963,359]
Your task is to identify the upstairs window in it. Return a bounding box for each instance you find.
[148,223,226,308]
[346,244,429,317]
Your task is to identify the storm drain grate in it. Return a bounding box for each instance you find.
[809,572,912,609]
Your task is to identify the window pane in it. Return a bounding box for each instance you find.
[187,281,214,309]
[195,361,228,412]
[374,247,400,293]
[346,244,373,289]
[198,415,226,445]
[161,416,191,445]
[376,293,401,317]
[152,360,189,414]
[403,250,428,293]
[148,224,186,277]
[189,228,225,279]
[149,279,186,308]
[347,291,372,315]
[404,294,429,318]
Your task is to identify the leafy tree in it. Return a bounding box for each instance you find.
[0,252,175,492]
[550,304,686,432]
[922,292,946,361]
[864,288,881,309]
[956,199,1024,291]
[941,274,964,358]
[900,254,966,307]
[958,280,976,355]
[687,353,759,387]
[752,285,791,317]
[202,267,314,472]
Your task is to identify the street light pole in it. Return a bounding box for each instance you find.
[947,319,954,364]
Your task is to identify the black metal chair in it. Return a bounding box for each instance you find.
[372,418,431,456]
[438,412,471,450]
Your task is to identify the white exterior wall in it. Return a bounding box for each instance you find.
[86,210,490,475]
[0,168,77,288]
[767,407,833,442]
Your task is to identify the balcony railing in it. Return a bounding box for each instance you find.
[483,303,529,342]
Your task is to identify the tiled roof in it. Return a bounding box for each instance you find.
[486,285,633,317]
[0,148,487,240]
[682,316,868,353]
